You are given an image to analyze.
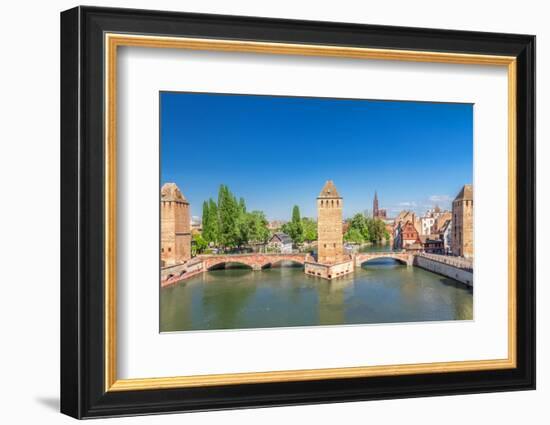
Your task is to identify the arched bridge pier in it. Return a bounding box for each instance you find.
[203,253,307,271]
[355,251,414,267]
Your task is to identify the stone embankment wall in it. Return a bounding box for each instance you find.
[161,259,204,287]
[413,255,473,287]
[305,257,354,280]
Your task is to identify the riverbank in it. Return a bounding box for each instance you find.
[414,254,473,287]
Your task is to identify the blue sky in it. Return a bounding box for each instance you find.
[161,92,472,221]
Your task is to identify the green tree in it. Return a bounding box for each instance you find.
[207,198,219,244]
[301,217,317,242]
[285,205,304,244]
[236,212,249,248]
[202,198,220,245]
[292,205,301,223]
[239,197,246,214]
[201,185,270,249]
[366,217,386,242]
[280,221,292,237]
[344,227,364,244]
[192,233,208,256]
[236,210,270,248]
[348,213,370,241]
[375,218,386,242]
[246,211,270,244]
[201,200,211,242]
[218,185,240,249]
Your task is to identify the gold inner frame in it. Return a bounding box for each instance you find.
[104,33,517,392]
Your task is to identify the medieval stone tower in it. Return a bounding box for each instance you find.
[160,182,191,266]
[451,184,474,258]
[317,180,344,264]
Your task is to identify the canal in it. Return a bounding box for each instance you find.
[160,258,473,332]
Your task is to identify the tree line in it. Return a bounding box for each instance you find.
[281,207,388,245]
[200,185,270,251]
[280,205,317,244]
[197,186,388,254]
[344,213,390,244]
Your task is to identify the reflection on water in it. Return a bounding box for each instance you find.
[160,259,473,332]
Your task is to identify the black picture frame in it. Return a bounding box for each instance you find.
[61,5,535,419]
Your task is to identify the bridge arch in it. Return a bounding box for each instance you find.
[265,259,305,268]
[206,260,254,271]
[355,252,412,267]
[358,256,408,266]
[201,253,308,272]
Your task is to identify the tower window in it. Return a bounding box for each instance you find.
[168,247,171,252]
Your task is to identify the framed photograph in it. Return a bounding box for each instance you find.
[60,6,535,419]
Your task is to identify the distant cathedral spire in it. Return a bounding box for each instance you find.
[373,190,387,219]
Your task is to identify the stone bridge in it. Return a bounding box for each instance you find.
[355,251,414,267]
[201,253,308,271]
[161,251,473,288]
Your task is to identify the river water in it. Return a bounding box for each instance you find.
[160,257,473,332]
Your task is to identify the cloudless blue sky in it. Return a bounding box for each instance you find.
[161,92,472,221]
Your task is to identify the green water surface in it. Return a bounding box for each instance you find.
[160,258,473,332]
